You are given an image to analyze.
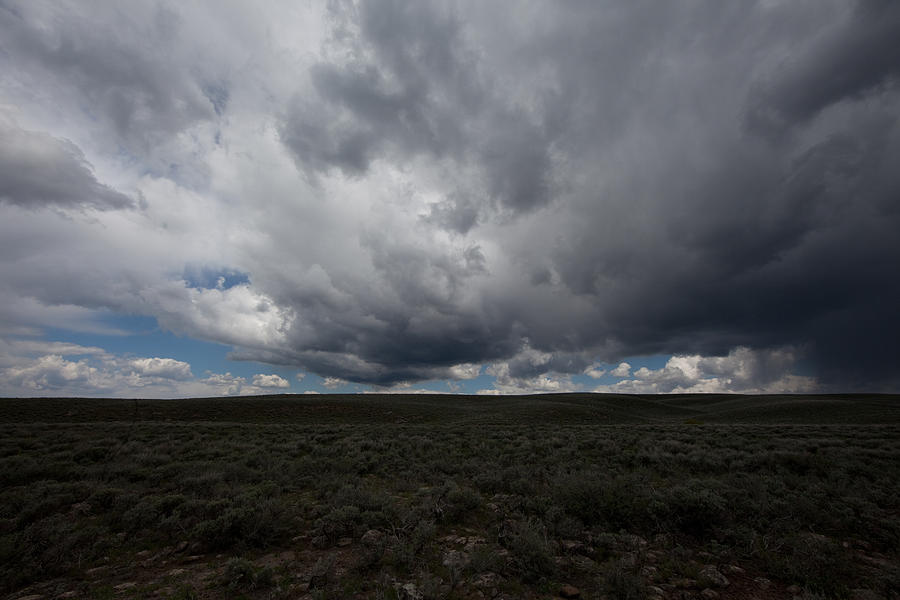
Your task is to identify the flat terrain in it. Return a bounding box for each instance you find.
[1,394,898,599]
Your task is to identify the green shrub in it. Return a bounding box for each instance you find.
[222,557,274,590]
[500,518,555,582]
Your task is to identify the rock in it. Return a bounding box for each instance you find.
[572,555,598,571]
[114,582,137,591]
[168,568,186,577]
[620,534,648,548]
[183,555,204,562]
[463,536,486,551]
[787,585,802,594]
[361,529,384,547]
[442,549,470,570]
[648,586,665,596]
[70,502,91,515]
[700,589,719,599]
[135,550,152,558]
[311,535,328,548]
[397,582,423,600]
[56,593,78,599]
[559,584,580,598]
[754,577,771,589]
[698,565,729,587]
[561,540,585,553]
[640,565,658,578]
[673,578,697,589]
[16,595,44,600]
[472,572,503,589]
[85,566,109,577]
[620,552,638,568]
[486,502,500,512]
[337,537,353,547]
[174,541,189,553]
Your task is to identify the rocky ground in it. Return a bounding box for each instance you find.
[7,515,897,599]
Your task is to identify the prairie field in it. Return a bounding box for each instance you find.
[1,394,898,600]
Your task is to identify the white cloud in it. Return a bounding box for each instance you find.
[610,362,631,378]
[129,357,193,380]
[322,377,346,390]
[478,360,578,395]
[0,340,290,398]
[594,347,818,394]
[583,363,606,379]
[448,363,481,379]
[252,373,289,388]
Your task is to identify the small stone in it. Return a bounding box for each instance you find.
[673,578,697,589]
[698,565,729,587]
[56,593,78,599]
[724,564,745,574]
[754,577,771,589]
[168,568,186,577]
[361,529,384,547]
[648,586,665,595]
[174,541,189,553]
[85,566,109,577]
[787,585,802,594]
[640,565,658,578]
[700,589,719,599]
[397,582,423,600]
[337,537,353,547]
[183,554,203,562]
[135,550,152,558]
[16,595,44,600]
[463,536,486,551]
[559,584,580,598]
[561,540,585,553]
[472,572,503,589]
[572,555,598,571]
[114,582,137,591]
[442,549,470,570]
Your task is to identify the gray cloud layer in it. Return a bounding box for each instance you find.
[1,0,898,392]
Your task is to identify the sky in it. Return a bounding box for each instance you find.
[1,0,898,397]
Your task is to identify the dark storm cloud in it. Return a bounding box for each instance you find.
[279,0,557,215]
[745,0,900,137]
[0,118,133,211]
[262,0,900,389]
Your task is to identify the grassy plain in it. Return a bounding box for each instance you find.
[1,393,898,599]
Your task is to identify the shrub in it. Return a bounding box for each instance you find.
[222,557,274,590]
[500,518,555,582]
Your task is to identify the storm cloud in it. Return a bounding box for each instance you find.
[1,0,898,395]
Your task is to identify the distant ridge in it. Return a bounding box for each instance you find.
[1,393,898,425]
